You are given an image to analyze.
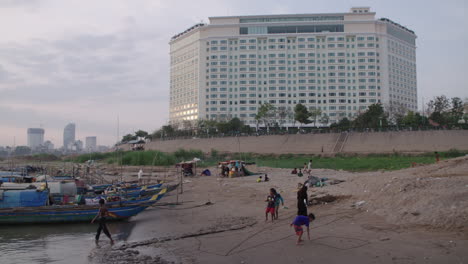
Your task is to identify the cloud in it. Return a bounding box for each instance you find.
[0,0,467,146]
[0,0,43,8]
[0,21,169,145]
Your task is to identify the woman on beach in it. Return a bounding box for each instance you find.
[91,199,114,245]
[297,184,308,216]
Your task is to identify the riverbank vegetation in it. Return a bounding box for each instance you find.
[69,149,467,172]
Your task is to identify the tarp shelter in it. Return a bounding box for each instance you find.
[3,181,78,205]
[128,139,145,151]
[0,189,49,208]
[176,158,200,176]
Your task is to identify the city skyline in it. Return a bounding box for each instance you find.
[0,0,467,145]
[1,125,100,150]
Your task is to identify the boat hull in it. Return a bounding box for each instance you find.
[0,204,149,224]
[0,188,168,224]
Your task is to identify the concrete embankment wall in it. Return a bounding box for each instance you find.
[131,130,468,154]
[342,130,468,153]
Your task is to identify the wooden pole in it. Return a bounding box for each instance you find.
[180,170,183,194]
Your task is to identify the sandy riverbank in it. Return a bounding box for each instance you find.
[89,156,468,263]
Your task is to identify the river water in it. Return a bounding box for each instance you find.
[0,209,159,264]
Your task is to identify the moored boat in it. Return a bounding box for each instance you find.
[0,189,165,224]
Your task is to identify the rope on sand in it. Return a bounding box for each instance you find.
[224,209,368,256]
[116,217,257,251]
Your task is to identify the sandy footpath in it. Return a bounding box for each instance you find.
[90,157,468,264]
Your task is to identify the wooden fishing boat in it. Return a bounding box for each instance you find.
[104,189,167,206]
[89,183,162,194]
[0,189,166,224]
[84,186,163,199]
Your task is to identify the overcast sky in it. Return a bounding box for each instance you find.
[0,0,466,147]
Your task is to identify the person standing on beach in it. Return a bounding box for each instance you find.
[297,184,308,216]
[92,199,114,245]
[308,159,312,173]
[290,213,315,245]
[435,152,440,163]
[138,169,143,184]
[271,188,284,219]
[265,190,276,222]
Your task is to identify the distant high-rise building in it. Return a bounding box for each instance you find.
[43,140,54,150]
[27,128,44,150]
[85,136,97,152]
[169,7,417,126]
[63,123,76,149]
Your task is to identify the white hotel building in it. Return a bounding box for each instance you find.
[169,7,417,126]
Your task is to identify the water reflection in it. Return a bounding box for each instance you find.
[0,221,138,264]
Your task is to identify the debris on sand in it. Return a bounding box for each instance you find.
[352,201,366,207]
[309,194,349,205]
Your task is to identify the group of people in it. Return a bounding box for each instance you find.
[220,161,247,177]
[292,182,315,245]
[265,188,284,221]
[263,182,315,245]
[256,174,269,182]
[291,159,313,177]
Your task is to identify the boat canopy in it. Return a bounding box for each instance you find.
[0,189,49,208]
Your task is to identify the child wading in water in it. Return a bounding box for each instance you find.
[290,213,315,245]
[270,188,284,219]
[265,190,276,222]
[92,198,114,245]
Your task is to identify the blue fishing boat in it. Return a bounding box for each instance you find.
[105,188,167,206]
[89,183,162,194]
[0,189,165,224]
[84,186,163,199]
[122,183,162,191]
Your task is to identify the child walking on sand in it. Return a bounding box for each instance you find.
[265,190,276,222]
[270,188,284,220]
[290,213,315,245]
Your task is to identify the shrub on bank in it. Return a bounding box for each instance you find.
[69,148,467,171]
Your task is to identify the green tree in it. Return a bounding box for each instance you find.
[216,121,230,134]
[294,103,311,127]
[13,146,31,156]
[428,95,451,113]
[228,117,243,133]
[256,103,276,132]
[450,97,464,124]
[121,134,137,143]
[309,108,322,127]
[161,125,175,137]
[135,130,149,139]
[402,111,417,127]
[353,104,388,129]
[428,95,451,126]
[334,117,351,130]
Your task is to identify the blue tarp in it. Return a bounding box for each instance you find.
[0,189,49,208]
[0,177,20,183]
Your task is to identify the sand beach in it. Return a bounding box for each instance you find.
[88,156,468,263]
